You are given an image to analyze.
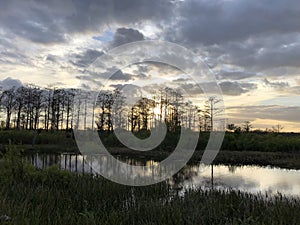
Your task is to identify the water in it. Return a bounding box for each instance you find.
[180,164,300,197]
[26,153,300,197]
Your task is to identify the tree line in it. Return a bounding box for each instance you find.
[227,121,285,134]
[0,84,288,134]
[0,84,226,132]
[0,85,76,131]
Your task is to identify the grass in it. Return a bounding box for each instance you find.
[0,144,300,225]
[1,130,300,169]
[1,130,300,152]
[107,148,300,170]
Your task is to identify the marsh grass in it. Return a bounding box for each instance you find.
[1,130,300,153]
[0,144,299,225]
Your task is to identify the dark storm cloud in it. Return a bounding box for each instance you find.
[0,0,171,44]
[0,1,68,44]
[62,0,172,33]
[221,34,300,70]
[1,0,300,54]
[111,28,144,48]
[161,0,300,76]
[198,33,300,78]
[171,0,300,45]
[1,0,300,84]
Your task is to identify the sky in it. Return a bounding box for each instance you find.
[0,0,300,131]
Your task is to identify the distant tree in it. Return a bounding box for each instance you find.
[265,128,273,133]
[242,121,252,133]
[227,123,243,133]
[43,86,53,131]
[138,97,156,131]
[197,109,210,132]
[14,87,25,129]
[272,124,284,133]
[0,86,17,129]
[31,86,43,130]
[96,91,115,132]
[128,97,155,132]
[168,89,183,131]
[111,89,126,129]
[65,89,75,131]
[227,123,236,132]
[152,87,182,129]
[203,97,223,131]
[234,126,242,133]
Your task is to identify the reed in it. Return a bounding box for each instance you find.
[0,145,299,225]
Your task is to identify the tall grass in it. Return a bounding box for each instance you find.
[0,144,299,225]
[0,130,74,146]
[1,130,300,153]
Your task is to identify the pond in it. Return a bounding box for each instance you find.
[26,153,300,197]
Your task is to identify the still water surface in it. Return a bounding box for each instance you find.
[26,153,300,197]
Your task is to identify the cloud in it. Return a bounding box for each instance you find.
[109,83,144,105]
[263,79,289,89]
[169,0,300,45]
[227,105,300,123]
[0,77,23,90]
[0,1,69,44]
[75,75,103,88]
[289,86,300,95]
[86,67,134,81]
[0,0,171,44]
[0,0,300,131]
[277,85,300,95]
[71,49,104,68]
[217,70,257,80]
[0,44,31,65]
[219,81,257,96]
[110,28,144,48]
[179,83,204,95]
[44,54,55,61]
[110,70,133,81]
[210,33,300,73]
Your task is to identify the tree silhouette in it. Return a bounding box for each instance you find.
[272,124,284,133]
[242,121,252,133]
[203,97,223,131]
[0,87,17,129]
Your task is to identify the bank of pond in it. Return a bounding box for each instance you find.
[0,132,300,224]
[1,130,300,153]
[0,156,300,225]
[1,130,300,170]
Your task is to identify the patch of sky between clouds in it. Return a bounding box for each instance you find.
[92,30,114,43]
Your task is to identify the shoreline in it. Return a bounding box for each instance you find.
[20,145,300,170]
